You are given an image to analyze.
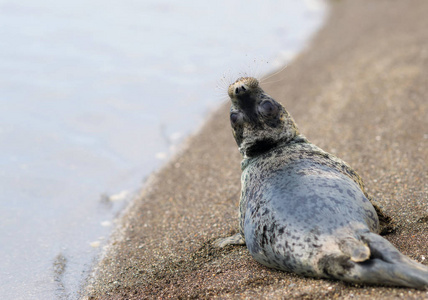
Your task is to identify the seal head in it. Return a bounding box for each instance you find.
[228,77,299,158]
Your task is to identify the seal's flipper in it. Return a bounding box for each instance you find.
[339,237,370,262]
[348,257,427,289]
[325,233,428,289]
[214,233,245,248]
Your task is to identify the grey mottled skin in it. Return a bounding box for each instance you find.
[216,77,428,289]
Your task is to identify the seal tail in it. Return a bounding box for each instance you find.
[321,233,428,289]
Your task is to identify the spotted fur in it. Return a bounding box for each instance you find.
[215,77,428,289]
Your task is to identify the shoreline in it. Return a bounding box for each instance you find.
[85,0,428,299]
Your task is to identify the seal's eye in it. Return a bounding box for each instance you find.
[259,101,278,117]
[230,113,238,123]
[230,112,242,125]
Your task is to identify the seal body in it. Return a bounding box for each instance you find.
[241,148,378,276]
[216,77,428,289]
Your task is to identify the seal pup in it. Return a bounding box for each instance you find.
[215,77,428,289]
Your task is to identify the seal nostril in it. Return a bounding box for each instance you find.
[234,86,247,95]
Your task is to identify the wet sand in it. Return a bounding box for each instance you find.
[85,0,428,298]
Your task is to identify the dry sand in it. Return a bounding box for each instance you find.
[85,0,428,298]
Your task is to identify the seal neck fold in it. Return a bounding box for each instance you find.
[240,134,309,171]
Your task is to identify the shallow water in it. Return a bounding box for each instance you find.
[0,0,326,298]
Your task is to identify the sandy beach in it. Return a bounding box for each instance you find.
[85,0,428,298]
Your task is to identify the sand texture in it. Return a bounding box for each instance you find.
[85,0,428,298]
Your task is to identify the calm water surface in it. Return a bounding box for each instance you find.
[0,0,326,298]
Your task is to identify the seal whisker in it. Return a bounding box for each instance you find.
[259,64,288,85]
